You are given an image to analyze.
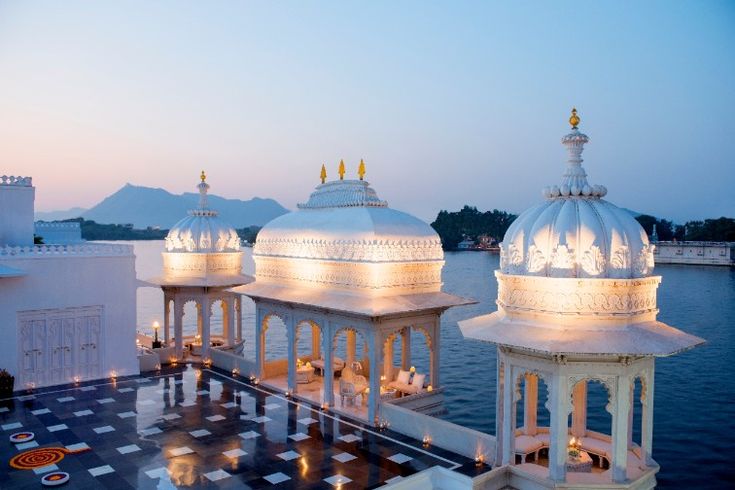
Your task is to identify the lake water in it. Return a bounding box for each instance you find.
[129,240,734,488]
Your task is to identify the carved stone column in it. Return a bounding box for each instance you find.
[225,296,235,346]
[163,293,171,345]
[235,295,243,343]
[430,320,440,387]
[612,375,632,483]
[548,372,569,482]
[311,323,320,360]
[254,305,264,378]
[174,297,184,360]
[368,328,383,424]
[346,330,356,366]
[641,365,655,465]
[571,380,587,437]
[401,327,411,370]
[321,322,335,406]
[383,335,393,381]
[201,296,211,360]
[501,360,514,466]
[524,373,538,435]
[495,355,505,467]
[287,314,296,393]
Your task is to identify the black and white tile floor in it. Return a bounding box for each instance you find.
[1,366,489,488]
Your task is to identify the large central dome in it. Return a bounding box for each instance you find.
[500,110,654,279]
[253,168,444,294]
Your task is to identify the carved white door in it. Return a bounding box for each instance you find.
[19,318,45,388]
[18,307,103,388]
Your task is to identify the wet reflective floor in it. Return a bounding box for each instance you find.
[1,366,487,488]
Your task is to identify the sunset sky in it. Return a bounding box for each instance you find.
[0,1,733,223]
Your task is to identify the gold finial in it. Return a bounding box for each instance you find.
[358,158,365,180]
[338,159,345,180]
[200,170,206,182]
[320,164,327,184]
[569,107,580,129]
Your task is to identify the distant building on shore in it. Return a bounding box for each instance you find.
[653,241,734,266]
[457,238,475,250]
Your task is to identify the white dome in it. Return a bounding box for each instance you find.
[253,178,444,293]
[500,124,654,279]
[164,178,240,253]
[255,180,443,263]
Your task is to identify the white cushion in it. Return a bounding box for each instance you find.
[411,373,426,389]
[396,370,411,384]
[515,435,543,454]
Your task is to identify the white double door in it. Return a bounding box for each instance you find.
[19,306,103,388]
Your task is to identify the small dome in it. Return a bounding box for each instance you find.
[500,119,654,279]
[164,175,241,253]
[253,176,443,293]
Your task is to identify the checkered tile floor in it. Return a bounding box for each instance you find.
[1,366,487,488]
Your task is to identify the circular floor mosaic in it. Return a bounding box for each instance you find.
[9,431,35,443]
[41,471,70,486]
[9,446,89,470]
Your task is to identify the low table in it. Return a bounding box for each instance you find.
[296,366,315,384]
[380,388,397,400]
[566,450,593,473]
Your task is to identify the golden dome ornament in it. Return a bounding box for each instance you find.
[569,107,580,129]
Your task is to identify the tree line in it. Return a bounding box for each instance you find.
[431,205,517,250]
[430,207,735,251]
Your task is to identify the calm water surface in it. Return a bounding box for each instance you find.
[129,241,734,488]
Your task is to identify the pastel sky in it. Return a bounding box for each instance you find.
[0,1,733,223]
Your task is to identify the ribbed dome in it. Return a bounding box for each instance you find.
[499,124,654,279]
[254,180,443,263]
[164,176,241,253]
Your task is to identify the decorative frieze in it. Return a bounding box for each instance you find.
[254,237,443,263]
[163,251,243,277]
[496,271,660,317]
[254,255,443,292]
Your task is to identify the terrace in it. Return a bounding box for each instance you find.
[1,365,487,489]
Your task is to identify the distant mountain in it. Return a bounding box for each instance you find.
[35,207,88,222]
[59,184,288,229]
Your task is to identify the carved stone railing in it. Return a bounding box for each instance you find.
[0,243,133,258]
[0,175,32,186]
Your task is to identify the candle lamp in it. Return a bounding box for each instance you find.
[152,321,162,349]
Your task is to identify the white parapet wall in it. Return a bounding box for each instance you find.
[381,401,496,464]
[210,348,258,378]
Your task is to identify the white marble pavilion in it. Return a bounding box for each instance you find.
[234,162,473,423]
[459,110,704,489]
[149,172,253,361]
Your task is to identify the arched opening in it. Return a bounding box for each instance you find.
[332,327,368,374]
[295,320,320,365]
[569,379,613,471]
[211,299,226,344]
[262,314,288,379]
[512,372,550,465]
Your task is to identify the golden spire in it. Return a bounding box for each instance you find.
[358,158,366,180]
[200,170,207,183]
[320,164,327,184]
[338,159,345,180]
[569,107,580,129]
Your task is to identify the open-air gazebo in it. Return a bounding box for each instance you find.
[460,110,704,488]
[234,162,473,423]
[149,172,252,361]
